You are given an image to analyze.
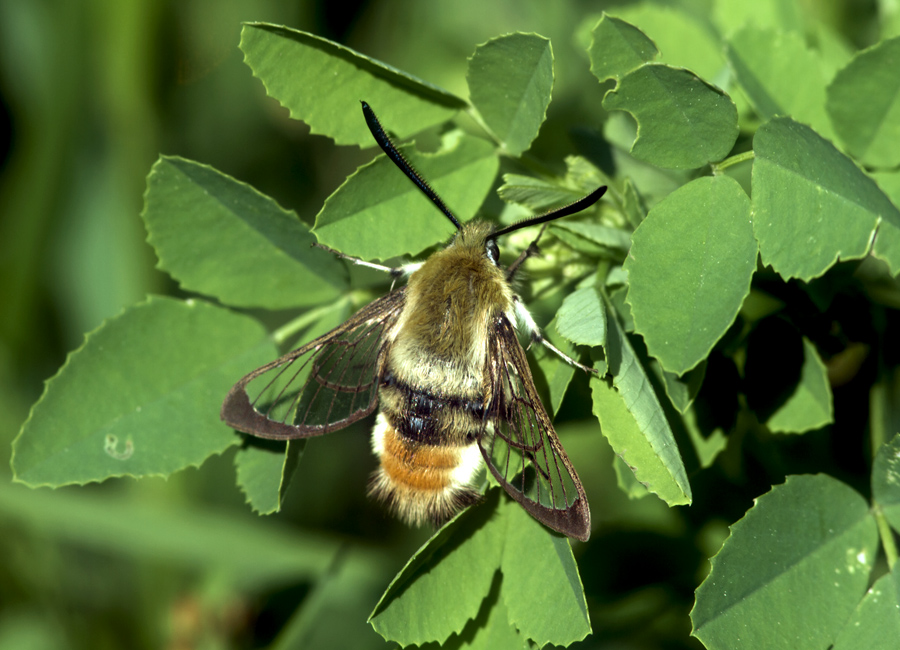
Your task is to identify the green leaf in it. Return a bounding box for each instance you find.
[602,64,739,170]
[235,300,350,514]
[143,156,347,310]
[873,433,900,534]
[551,221,631,257]
[827,36,900,169]
[606,5,724,82]
[532,316,577,417]
[832,571,900,650]
[498,174,574,211]
[418,574,524,650]
[498,158,603,212]
[369,491,504,646]
[725,26,833,139]
[591,298,692,506]
[656,359,706,415]
[683,405,728,469]
[467,33,554,156]
[612,454,650,499]
[712,0,805,37]
[12,297,274,487]
[499,497,591,647]
[555,285,607,347]
[240,23,465,146]
[314,132,499,260]
[752,117,900,281]
[625,175,756,375]
[765,338,834,434]
[235,440,305,516]
[588,13,658,82]
[371,490,589,648]
[692,474,878,650]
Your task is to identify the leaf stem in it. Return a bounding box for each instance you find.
[875,508,898,570]
[711,151,755,174]
[869,360,897,569]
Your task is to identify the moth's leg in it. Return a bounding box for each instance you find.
[314,243,423,280]
[506,224,548,282]
[513,296,597,375]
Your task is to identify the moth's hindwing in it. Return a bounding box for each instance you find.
[480,315,591,541]
[221,288,407,439]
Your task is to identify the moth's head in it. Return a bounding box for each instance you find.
[450,221,502,267]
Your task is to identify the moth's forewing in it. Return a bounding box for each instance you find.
[479,316,591,541]
[221,289,406,439]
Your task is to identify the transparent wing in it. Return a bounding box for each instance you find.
[221,288,406,439]
[479,315,591,541]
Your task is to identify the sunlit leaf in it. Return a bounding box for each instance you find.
[467,33,554,156]
[591,301,692,507]
[240,24,465,146]
[752,117,900,280]
[625,175,756,375]
[369,492,503,646]
[588,13,658,82]
[12,297,273,487]
[603,64,738,170]
[314,132,498,260]
[556,285,607,347]
[143,156,347,310]
[832,571,900,650]
[500,497,591,647]
[726,25,833,139]
[827,36,900,169]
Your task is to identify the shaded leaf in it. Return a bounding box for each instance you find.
[766,338,834,434]
[235,440,305,516]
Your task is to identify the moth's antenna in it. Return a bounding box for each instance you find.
[361,101,463,231]
[491,186,608,240]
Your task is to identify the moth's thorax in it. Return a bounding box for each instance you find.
[389,222,515,389]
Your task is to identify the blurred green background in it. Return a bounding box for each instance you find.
[0,0,891,648]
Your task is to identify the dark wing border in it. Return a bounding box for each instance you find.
[479,314,591,541]
[221,288,406,440]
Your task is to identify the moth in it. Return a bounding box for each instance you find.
[222,101,606,541]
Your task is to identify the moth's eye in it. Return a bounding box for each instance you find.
[486,239,500,265]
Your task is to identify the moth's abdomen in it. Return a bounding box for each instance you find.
[368,412,483,527]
